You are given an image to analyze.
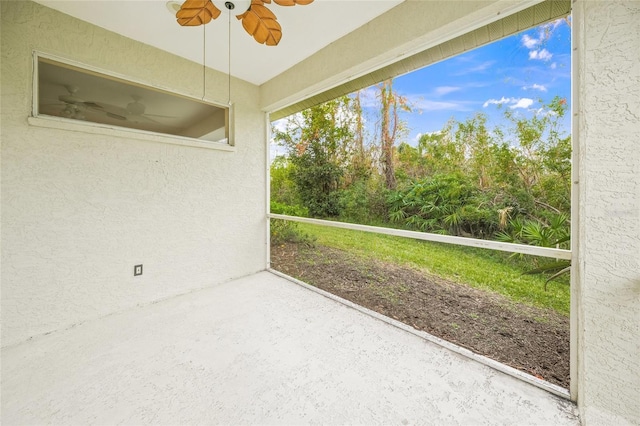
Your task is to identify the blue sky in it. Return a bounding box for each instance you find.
[356,18,571,144]
[272,18,571,155]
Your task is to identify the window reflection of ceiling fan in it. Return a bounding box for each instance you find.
[173,0,313,46]
[48,86,170,124]
[39,85,88,119]
[85,95,173,124]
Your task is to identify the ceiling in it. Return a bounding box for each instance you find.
[33,0,404,86]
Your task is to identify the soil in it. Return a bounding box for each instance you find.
[271,241,570,388]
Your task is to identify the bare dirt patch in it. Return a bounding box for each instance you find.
[271,241,569,388]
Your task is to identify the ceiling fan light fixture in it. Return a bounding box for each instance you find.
[58,85,85,104]
[166,1,182,14]
[127,96,146,115]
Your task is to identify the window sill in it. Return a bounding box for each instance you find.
[28,115,236,152]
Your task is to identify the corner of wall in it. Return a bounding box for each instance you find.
[574,0,640,423]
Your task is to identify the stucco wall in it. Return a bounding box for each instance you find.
[1,1,266,347]
[575,0,640,424]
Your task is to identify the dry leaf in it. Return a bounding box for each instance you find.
[237,4,282,46]
[273,0,313,5]
[176,0,221,26]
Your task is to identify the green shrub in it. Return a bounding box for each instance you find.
[270,156,300,206]
[270,201,309,217]
[338,178,388,225]
[387,173,499,237]
[269,201,314,245]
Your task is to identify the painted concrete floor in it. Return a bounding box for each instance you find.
[2,271,579,425]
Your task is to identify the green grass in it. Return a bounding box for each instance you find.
[296,223,570,316]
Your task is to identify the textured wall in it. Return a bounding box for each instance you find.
[1,1,266,347]
[575,0,640,424]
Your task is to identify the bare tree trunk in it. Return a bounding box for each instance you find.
[380,79,397,190]
[351,90,368,180]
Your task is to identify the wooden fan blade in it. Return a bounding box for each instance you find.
[237,4,282,46]
[273,0,313,6]
[176,0,221,26]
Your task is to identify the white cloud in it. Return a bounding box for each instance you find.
[550,62,558,69]
[521,34,540,49]
[483,97,515,108]
[532,107,558,117]
[335,103,359,125]
[468,61,495,73]
[529,49,553,61]
[354,88,472,112]
[510,98,534,109]
[521,19,565,51]
[483,97,535,110]
[523,84,548,92]
[455,61,496,75]
[271,118,289,133]
[270,143,286,161]
[545,18,565,31]
[434,86,461,96]
[357,87,379,108]
[408,96,474,112]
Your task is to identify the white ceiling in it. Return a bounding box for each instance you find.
[33,0,404,86]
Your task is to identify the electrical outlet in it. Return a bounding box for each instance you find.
[134,264,143,276]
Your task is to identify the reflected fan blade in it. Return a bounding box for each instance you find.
[237,4,282,46]
[129,115,160,124]
[273,0,313,5]
[107,112,127,121]
[86,102,130,117]
[144,113,175,118]
[176,0,221,26]
[83,101,103,109]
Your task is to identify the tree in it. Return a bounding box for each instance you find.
[347,90,371,182]
[270,156,299,207]
[378,79,410,190]
[273,97,355,217]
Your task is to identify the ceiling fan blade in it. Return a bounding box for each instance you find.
[84,101,131,118]
[106,112,127,121]
[237,4,282,46]
[144,113,175,119]
[83,101,103,109]
[176,0,221,26]
[129,115,160,124]
[272,0,313,6]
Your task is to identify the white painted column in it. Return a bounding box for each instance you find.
[574,0,640,423]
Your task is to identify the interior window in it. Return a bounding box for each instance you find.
[35,56,230,144]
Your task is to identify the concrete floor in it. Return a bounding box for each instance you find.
[2,271,579,425]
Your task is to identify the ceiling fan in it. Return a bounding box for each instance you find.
[174,0,313,46]
[44,86,168,124]
[85,95,173,124]
[39,85,88,119]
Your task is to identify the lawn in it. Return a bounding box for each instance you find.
[293,222,571,316]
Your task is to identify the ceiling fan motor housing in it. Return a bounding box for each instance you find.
[127,101,146,115]
[214,0,251,14]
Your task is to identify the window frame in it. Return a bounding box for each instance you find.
[31,51,235,151]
